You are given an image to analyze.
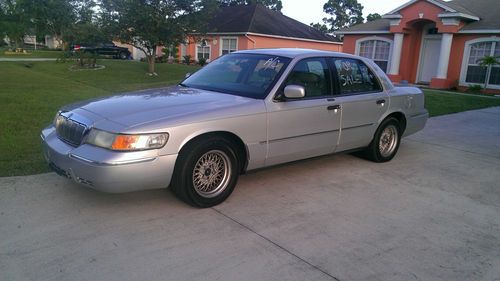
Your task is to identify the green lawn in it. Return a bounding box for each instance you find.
[1,61,499,177]
[424,89,500,117]
[0,60,199,177]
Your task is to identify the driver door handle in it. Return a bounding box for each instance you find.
[376,99,386,105]
[327,104,341,111]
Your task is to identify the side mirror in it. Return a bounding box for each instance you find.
[185,73,191,78]
[284,85,305,99]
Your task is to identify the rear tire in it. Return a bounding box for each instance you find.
[119,52,128,60]
[171,136,240,208]
[365,117,401,163]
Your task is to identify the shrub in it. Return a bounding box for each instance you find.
[183,55,192,65]
[74,51,100,68]
[162,45,179,60]
[56,51,75,63]
[450,80,459,91]
[155,56,167,63]
[170,45,179,61]
[198,57,207,66]
[467,85,483,93]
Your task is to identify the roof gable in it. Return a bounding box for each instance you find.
[206,4,340,43]
[337,0,499,34]
[386,0,477,17]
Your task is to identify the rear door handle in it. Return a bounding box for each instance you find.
[376,99,386,105]
[327,105,341,111]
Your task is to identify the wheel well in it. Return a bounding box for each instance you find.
[179,132,248,174]
[386,112,407,134]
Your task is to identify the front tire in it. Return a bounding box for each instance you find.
[365,117,401,162]
[171,137,240,208]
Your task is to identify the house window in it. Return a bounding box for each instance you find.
[464,41,500,87]
[196,45,210,61]
[357,39,392,73]
[221,38,237,55]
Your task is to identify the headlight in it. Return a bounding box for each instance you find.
[53,110,63,127]
[85,129,168,151]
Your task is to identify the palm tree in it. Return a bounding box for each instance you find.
[477,55,500,90]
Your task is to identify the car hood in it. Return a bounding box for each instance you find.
[64,86,264,131]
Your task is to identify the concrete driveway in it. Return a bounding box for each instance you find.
[1,107,499,281]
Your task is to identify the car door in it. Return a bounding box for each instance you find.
[265,57,342,166]
[330,57,389,152]
[92,43,104,55]
[101,43,116,56]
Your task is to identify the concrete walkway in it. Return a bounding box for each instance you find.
[0,58,57,62]
[1,107,499,281]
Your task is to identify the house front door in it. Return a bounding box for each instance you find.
[418,37,442,84]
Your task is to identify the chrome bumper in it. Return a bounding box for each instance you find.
[41,126,177,193]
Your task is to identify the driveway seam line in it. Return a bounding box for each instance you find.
[405,139,500,159]
[212,207,341,281]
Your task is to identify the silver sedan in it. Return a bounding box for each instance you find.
[41,49,428,207]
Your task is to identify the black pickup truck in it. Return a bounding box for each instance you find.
[71,42,131,59]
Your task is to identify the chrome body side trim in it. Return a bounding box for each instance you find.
[69,153,158,166]
[267,129,341,144]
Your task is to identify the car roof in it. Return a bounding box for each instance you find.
[234,48,358,59]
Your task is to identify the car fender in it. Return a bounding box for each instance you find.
[177,128,245,152]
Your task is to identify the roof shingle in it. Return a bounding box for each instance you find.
[337,19,391,33]
[449,0,500,30]
[207,4,341,42]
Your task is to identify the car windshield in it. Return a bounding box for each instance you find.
[181,53,291,99]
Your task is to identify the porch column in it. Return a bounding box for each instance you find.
[436,33,453,79]
[388,33,404,76]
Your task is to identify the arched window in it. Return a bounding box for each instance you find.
[196,44,210,61]
[461,38,500,89]
[356,38,392,73]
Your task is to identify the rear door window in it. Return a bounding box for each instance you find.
[332,58,382,95]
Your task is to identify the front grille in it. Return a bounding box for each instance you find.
[55,113,88,146]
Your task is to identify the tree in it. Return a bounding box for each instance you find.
[0,1,8,41]
[65,0,109,67]
[101,0,218,75]
[318,0,364,33]
[218,0,282,11]
[309,22,329,33]
[21,0,76,50]
[366,13,381,22]
[477,55,500,90]
[0,0,29,48]
[0,0,79,50]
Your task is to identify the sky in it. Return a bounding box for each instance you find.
[281,0,409,25]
